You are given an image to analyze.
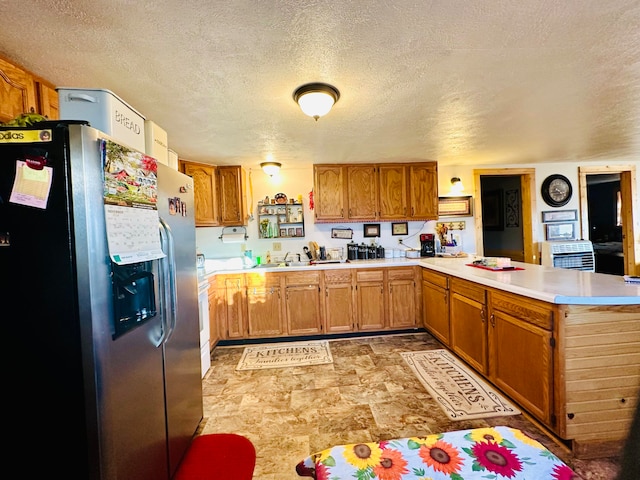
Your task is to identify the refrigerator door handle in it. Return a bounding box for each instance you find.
[158,218,178,345]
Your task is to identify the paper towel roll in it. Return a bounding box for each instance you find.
[221,233,246,243]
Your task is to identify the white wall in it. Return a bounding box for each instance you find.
[196,160,640,261]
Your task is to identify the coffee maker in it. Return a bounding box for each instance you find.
[420,233,436,257]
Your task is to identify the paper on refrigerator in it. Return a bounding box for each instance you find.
[101,139,165,265]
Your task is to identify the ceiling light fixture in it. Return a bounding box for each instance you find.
[260,161,281,176]
[293,82,340,121]
[450,177,464,193]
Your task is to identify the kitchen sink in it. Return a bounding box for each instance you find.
[252,262,310,269]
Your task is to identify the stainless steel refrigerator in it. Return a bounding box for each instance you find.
[0,122,203,479]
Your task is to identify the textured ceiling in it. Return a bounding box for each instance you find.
[2,1,639,170]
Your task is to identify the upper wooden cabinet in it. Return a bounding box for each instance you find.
[347,165,378,220]
[408,163,438,219]
[218,166,247,225]
[314,165,347,222]
[182,162,220,226]
[0,56,59,123]
[181,161,247,227]
[378,164,408,219]
[313,162,438,223]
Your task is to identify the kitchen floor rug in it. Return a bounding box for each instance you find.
[236,340,333,371]
[400,349,521,420]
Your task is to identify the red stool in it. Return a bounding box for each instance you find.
[174,433,256,480]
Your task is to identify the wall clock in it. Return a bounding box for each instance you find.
[541,174,572,207]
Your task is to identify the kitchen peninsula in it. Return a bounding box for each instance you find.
[201,257,639,458]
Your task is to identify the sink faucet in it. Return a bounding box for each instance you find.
[284,252,301,263]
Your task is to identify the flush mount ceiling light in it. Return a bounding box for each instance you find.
[450,177,464,194]
[260,161,281,176]
[293,82,340,120]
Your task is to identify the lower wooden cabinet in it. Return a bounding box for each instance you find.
[323,270,354,333]
[388,267,420,328]
[421,269,450,344]
[355,269,386,331]
[210,266,421,341]
[285,271,323,335]
[246,272,284,338]
[433,273,555,428]
[450,278,488,374]
[488,291,554,425]
[210,274,246,339]
[207,285,220,349]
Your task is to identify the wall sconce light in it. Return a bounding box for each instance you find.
[450,177,464,194]
[293,82,340,120]
[260,161,281,176]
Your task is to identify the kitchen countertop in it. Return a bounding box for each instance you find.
[198,256,640,306]
[418,257,639,305]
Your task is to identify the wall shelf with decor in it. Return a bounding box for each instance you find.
[257,203,305,238]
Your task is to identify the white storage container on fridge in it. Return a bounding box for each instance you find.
[167,149,179,170]
[57,88,146,151]
[144,120,168,165]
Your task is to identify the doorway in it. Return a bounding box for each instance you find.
[579,165,638,276]
[473,168,537,264]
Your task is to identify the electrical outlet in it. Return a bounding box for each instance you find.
[273,242,282,251]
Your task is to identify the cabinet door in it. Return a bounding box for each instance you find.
[285,285,322,335]
[378,164,408,219]
[218,166,247,225]
[388,268,417,328]
[208,289,220,348]
[36,81,59,119]
[489,309,553,424]
[355,270,385,331]
[247,286,284,337]
[0,57,37,123]
[183,163,220,226]
[314,165,347,222]
[324,270,354,333]
[222,275,246,338]
[422,280,450,344]
[450,290,488,374]
[408,163,438,219]
[347,165,378,220]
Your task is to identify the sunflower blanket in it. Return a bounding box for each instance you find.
[295,426,575,479]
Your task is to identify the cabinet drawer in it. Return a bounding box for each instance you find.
[451,277,485,304]
[356,269,384,282]
[285,271,320,285]
[387,267,416,281]
[246,272,282,288]
[490,290,553,330]
[422,269,449,289]
[324,270,352,284]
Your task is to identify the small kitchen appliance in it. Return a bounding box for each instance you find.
[420,233,436,257]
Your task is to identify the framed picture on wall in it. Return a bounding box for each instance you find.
[363,224,381,237]
[481,189,504,231]
[438,196,473,217]
[391,222,408,235]
[546,223,576,241]
[541,209,578,223]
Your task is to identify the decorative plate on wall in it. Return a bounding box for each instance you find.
[274,192,288,204]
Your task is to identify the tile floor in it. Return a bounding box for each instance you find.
[199,332,620,480]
